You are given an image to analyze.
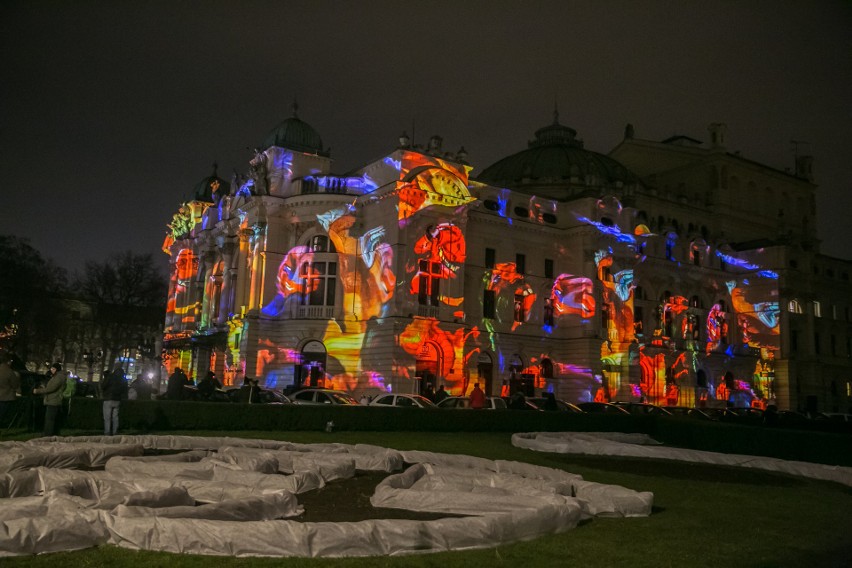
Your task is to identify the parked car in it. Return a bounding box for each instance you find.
[289,389,359,405]
[224,387,291,404]
[526,397,583,412]
[576,402,631,414]
[370,393,436,408]
[437,396,507,410]
[776,410,811,426]
[727,407,765,424]
[816,412,852,423]
[665,406,716,420]
[612,402,672,416]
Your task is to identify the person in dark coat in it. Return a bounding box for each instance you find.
[434,384,449,404]
[238,377,259,404]
[100,367,127,435]
[33,363,66,436]
[197,371,222,400]
[166,367,190,400]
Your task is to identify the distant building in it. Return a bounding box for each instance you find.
[162,108,852,413]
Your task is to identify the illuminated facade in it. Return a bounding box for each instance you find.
[162,111,852,413]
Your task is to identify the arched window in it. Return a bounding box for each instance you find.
[788,299,802,314]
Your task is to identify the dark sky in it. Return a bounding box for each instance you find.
[2,1,851,273]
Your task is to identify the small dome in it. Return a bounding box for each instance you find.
[261,103,326,155]
[192,163,229,203]
[477,115,637,191]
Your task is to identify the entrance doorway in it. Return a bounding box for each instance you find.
[298,341,327,388]
[477,352,493,395]
[415,342,440,395]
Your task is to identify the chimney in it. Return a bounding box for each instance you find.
[708,123,727,148]
[795,155,814,182]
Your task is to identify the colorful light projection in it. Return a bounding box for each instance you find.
[166,248,200,325]
[398,152,474,222]
[550,274,595,319]
[483,262,537,330]
[727,278,780,351]
[409,223,466,307]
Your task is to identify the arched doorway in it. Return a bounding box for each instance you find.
[415,342,440,396]
[477,352,493,396]
[298,341,327,388]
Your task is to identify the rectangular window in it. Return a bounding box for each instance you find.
[813,301,822,318]
[483,290,496,318]
[832,305,838,320]
[514,293,525,322]
[831,335,837,356]
[814,332,821,355]
[791,330,798,352]
[692,249,700,266]
[544,258,554,279]
[418,260,441,306]
[304,262,337,306]
[485,248,495,269]
[634,306,644,335]
[516,253,526,275]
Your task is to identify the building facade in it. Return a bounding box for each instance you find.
[162,110,852,413]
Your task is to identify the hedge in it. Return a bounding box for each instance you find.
[5,397,850,467]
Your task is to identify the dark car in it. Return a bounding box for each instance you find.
[224,387,290,404]
[576,402,631,414]
[665,406,716,420]
[612,402,672,416]
[527,397,583,412]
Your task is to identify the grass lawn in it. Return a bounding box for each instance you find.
[3,429,851,567]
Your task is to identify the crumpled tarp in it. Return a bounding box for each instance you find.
[0,434,653,558]
[512,432,852,487]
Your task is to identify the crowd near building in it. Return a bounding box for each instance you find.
[161,105,852,414]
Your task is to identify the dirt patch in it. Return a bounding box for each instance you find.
[296,471,466,522]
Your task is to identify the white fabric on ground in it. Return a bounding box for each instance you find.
[512,431,852,487]
[0,434,653,557]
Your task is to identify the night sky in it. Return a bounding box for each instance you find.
[2,1,851,274]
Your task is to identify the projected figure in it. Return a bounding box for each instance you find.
[410,223,466,307]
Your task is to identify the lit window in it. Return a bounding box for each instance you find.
[513,294,525,322]
[813,301,822,318]
[788,299,802,314]
[303,262,337,306]
[418,260,441,306]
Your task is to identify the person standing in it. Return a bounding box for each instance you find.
[434,384,449,404]
[197,371,222,400]
[100,367,127,436]
[469,382,486,409]
[166,367,190,400]
[0,352,21,428]
[33,363,66,436]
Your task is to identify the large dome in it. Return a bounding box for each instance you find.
[477,115,637,190]
[192,164,229,202]
[261,104,326,155]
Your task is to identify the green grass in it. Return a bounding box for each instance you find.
[3,429,851,567]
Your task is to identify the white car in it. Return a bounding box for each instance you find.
[369,393,436,408]
[289,389,360,405]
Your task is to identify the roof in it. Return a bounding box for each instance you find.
[477,114,637,190]
[192,164,230,202]
[261,104,327,155]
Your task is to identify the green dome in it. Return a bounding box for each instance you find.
[193,165,229,202]
[477,116,637,189]
[261,107,326,155]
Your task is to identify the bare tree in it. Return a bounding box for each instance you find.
[0,235,68,366]
[75,252,166,376]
